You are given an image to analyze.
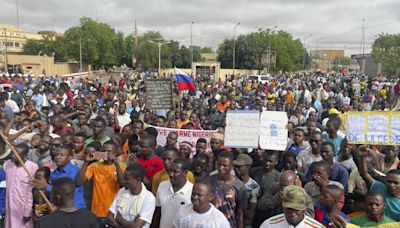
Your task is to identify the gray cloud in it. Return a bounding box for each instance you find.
[1,0,399,55]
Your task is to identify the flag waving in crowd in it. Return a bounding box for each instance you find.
[174,67,196,91]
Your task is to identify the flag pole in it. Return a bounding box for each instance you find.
[0,132,54,211]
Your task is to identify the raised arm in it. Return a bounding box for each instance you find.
[358,145,374,188]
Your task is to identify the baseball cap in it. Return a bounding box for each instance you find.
[282,185,307,211]
[233,154,253,166]
[211,132,224,141]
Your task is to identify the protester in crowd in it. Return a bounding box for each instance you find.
[258,170,314,218]
[208,150,247,228]
[107,163,155,228]
[137,135,164,182]
[151,146,195,195]
[35,177,98,228]
[322,117,345,156]
[306,141,349,192]
[173,179,231,227]
[152,158,193,228]
[358,145,400,221]
[351,191,397,227]
[4,143,38,228]
[233,153,260,227]
[33,145,86,209]
[297,132,322,175]
[76,140,125,226]
[32,167,51,221]
[191,153,210,180]
[260,185,324,228]
[287,128,311,156]
[314,184,351,227]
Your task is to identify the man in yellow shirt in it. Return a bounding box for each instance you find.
[152,146,195,195]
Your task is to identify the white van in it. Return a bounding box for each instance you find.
[246,74,272,84]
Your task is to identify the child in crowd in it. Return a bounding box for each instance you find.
[33,167,51,221]
[314,185,351,227]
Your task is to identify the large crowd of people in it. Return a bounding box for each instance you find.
[0,71,399,228]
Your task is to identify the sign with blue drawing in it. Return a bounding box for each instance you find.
[259,111,288,151]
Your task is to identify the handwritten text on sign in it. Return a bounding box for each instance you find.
[151,126,217,156]
[146,79,172,109]
[224,110,260,148]
[346,112,400,145]
[259,111,288,151]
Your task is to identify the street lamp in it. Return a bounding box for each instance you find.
[79,35,91,73]
[267,25,278,73]
[302,34,313,69]
[149,40,171,76]
[232,22,240,76]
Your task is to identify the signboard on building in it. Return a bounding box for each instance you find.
[146,79,173,109]
[260,51,277,68]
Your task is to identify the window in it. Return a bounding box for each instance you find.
[14,42,20,47]
[5,42,14,47]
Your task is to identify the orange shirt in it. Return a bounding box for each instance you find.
[216,101,230,112]
[286,92,294,104]
[86,164,126,217]
[177,119,190,129]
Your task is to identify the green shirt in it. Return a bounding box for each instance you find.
[351,213,396,227]
[85,136,111,146]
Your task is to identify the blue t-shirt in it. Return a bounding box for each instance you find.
[47,162,86,209]
[370,180,400,221]
[322,132,344,156]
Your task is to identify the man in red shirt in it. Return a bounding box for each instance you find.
[137,135,164,183]
[50,115,74,137]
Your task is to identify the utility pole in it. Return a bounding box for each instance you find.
[233,22,240,76]
[16,0,20,28]
[4,28,8,73]
[79,34,82,72]
[303,34,313,69]
[362,18,365,57]
[315,37,325,71]
[132,20,138,68]
[190,22,194,72]
[267,25,277,73]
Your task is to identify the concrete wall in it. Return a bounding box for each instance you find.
[6,54,89,76]
[160,68,260,81]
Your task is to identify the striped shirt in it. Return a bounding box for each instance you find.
[260,213,324,228]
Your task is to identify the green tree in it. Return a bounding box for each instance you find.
[372,33,400,75]
[217,30,306,72]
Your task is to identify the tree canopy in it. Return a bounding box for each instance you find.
[217,30,308,72]
[372,33,400,75]
[23,17,205,70]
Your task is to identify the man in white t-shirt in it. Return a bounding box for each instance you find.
[152,158,193,228]
[116,103,131,129]
[107,163,155,228]
[173,179,230,228]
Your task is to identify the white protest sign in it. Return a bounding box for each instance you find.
[259,111,288,151]
[390,115,400,144]
[347,114,366,143]
[152,126,217,155]
[224,110,260,148]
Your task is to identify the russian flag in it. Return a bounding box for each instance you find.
[175,67,196,91]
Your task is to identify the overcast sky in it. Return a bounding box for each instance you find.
[1,0,399,56]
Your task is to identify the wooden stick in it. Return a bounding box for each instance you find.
[0,131,55,211]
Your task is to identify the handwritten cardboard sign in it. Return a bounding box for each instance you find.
[146,79,172,109]
[224,110,260,148]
